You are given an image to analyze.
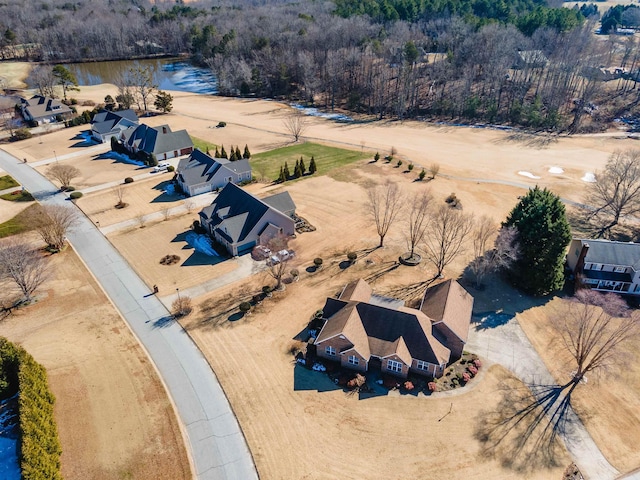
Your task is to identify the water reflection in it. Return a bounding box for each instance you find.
[67,58,217,95]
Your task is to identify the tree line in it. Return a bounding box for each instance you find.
[2,0,639,131]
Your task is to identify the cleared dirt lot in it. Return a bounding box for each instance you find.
[0,244,190,480]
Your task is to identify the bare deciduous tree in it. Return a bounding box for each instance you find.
[404,191,432,259]
[0,239,49,303]
[25,204,78,251]
[283,110,308,142]
[128,65,158,112]
[183,199,195,213]
[429,163,441,179]
[113,186,127,208]
[555,290,640,387]
[422,205,473,277]
[172,295,193,317]
[265,234,291,291]
[46,164,80,189]
[27,65,56,98]
[585,150,640,238]
[367,182,404,248]
[469,219,520,288]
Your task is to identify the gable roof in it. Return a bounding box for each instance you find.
[316,280,453,366]
[91,109,138,134]
[123,123,193,155]
[420,279,474,343]
[575,239,640,270]
[177,150,251,188]
[199,183,294,244]
[21,95,72,119]
[262,191,296,216]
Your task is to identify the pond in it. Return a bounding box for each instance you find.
[66,58,218,95]
[0,395,20,480]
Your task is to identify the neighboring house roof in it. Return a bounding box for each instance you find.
[21,95,72,119]
[122,123,193,155]
[575,239,640,270]
[583,270,633,283]
[177,150,251,188]
[91,109,138,135]
[199,182,294,244]
[316,279,455,366]
[420,279,474,344]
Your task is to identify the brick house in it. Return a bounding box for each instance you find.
[314,278,474,378]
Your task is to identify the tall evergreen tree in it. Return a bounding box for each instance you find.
[299,156,306,175]
[221,145,228,159]
[229,148,237,161]
[283,162,290,179]
[309,156,317,174]
[503,186,571,295]
[278,165,285,183]
[235,146,242,159]
[215,146,220,158]
[243,144,251,159]
[294,163,302,178]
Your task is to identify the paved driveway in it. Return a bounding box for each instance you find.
[0,149,258,480]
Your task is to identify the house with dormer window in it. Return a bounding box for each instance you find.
[314,278,474,379]
[567,238,640,295]
[20,95,72,124]
[198,183,295,256]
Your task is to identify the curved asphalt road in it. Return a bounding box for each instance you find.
[0,149,258,480]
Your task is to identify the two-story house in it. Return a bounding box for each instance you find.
[176,149,252,196]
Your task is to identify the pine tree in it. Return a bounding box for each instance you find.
[230,148,237,161]
[299,156,306,175]
[283,162,290,179]
[294,163,302,178]
[503,186,571,295]
[235,146,242,159]
[278,165,285,183]
[243,144,251,159]
[221,145,228,159]
[309,156,317,174]
[215,146,220,158]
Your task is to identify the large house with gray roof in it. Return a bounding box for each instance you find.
[90,109,139,143]
[567,238,640,295]
[314,278,474,378]
[20,95,72,124]
[176,149,252,196]
[198,182,296,256]
[120,123,193,161]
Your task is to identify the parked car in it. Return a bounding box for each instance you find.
[152,161,170,173]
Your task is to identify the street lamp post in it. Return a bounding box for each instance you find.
[53,150,58,163]
[176,288,181,315]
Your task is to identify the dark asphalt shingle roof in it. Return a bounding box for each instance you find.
[177,150,251,188]
[262,191,296,217]
[123,124,193,155]
[578,239,640,270]
[91,109,138,135]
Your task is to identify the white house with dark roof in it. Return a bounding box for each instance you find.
[314,278,474,378]
[176,149,252,196]
[198,183,296,256]
[120,123,193,161]
[567,238,640,295]
[90,109,139,143]
[20,95,72,124]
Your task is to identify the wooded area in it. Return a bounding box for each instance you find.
[3,0,640,130]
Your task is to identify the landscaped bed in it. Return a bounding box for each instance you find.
[0,175,19,190]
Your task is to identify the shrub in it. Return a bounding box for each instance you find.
[403,381,414,391]
[313,257,323,267]
[427,382,437,392]
[290,268,299,277]
[374,152,380,162]
[217,121,227,128]
[445,193,457,204]
[124,177,134,184]
[167,165,175,172]
[452,378,459,386]
[468,365,478,376]
[159,254,181,265]
[64,186,76,192]
[347,252,357,262]
[408,163,414,171]
[69,191,83,199]
[262,285,272,296]
[288,340,304,355]
[419,169,426,181]
[396,159,402,167]
[0,338,62,480]
[172,296,193,317]
[239,301,251,314]
[462,372,471,382]
[473,359,482,368]
[12,128,32,141]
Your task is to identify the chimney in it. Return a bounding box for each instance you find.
[575,242,590,275]
[162,126,167,134]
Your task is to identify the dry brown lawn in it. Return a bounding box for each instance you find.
[517,299,640,474]
[75,176,182,227]
[0,244,190,480]
[180,250,570,480]
[108,215,236,293]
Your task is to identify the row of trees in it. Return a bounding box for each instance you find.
[209,144,251,161]
[367,182,569,295]
[277,156,317,182]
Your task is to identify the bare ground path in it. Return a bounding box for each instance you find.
[0,147,258,480]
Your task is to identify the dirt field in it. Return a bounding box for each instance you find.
[0,244,190,480]
[518,299,640,474]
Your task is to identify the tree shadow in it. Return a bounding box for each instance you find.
[69,131,99,148]
[492,132,558,149]
[151,315,175,329]
[293,364,342,393]
[475,378,577,473]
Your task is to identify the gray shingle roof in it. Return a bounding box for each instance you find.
[177,150,251,188]
[262,191,296,217]
[579,239,640,270]
[123,124,193,155]
[91,109,138,135]
[21,95,72,119]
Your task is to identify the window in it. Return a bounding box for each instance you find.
[225,176,232,183]
[615,266,626,273]
[347,355,359,365]
[325,346,336,356]
[387,359,403,373]
[416,360,429,371]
